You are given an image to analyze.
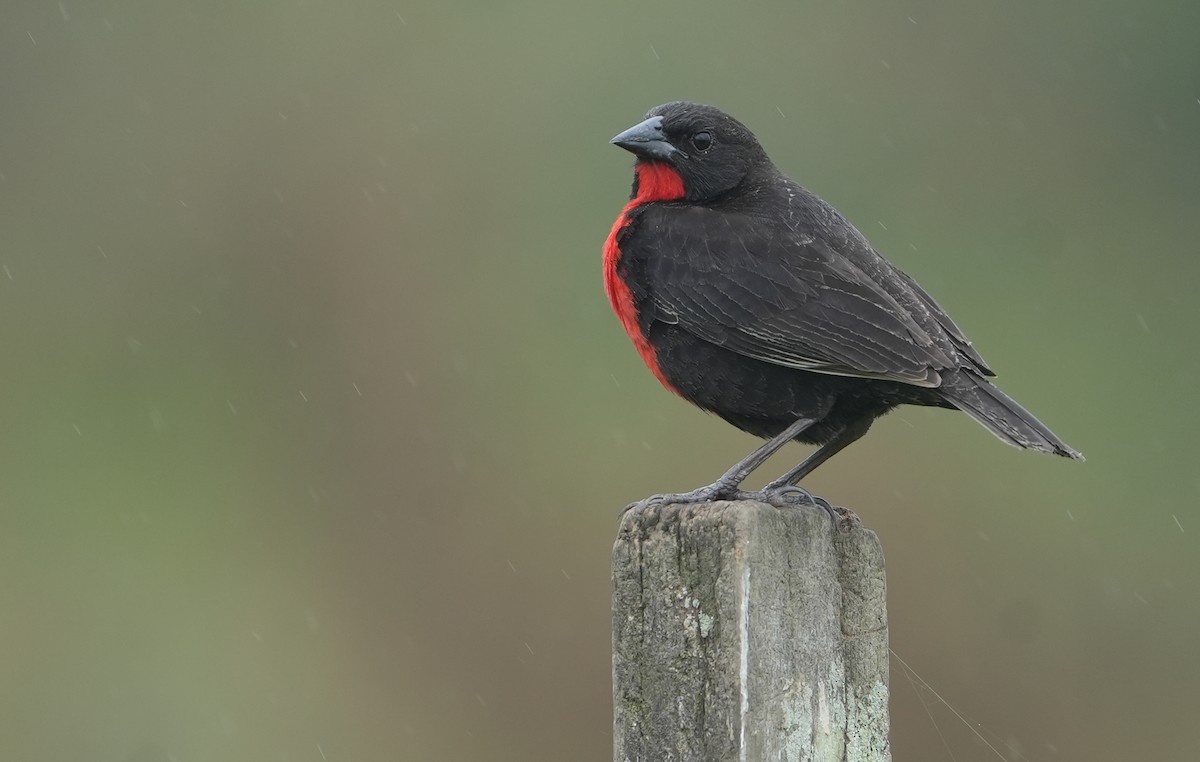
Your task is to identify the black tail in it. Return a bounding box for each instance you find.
[940,371,1084,460]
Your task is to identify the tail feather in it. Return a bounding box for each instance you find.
[940,372,1084,460]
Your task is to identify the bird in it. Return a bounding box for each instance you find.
[604,101,1082,512]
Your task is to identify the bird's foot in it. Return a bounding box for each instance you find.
[620,480,739,517]
[733,484,840,524]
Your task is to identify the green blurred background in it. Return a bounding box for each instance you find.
[2,1,1197,760]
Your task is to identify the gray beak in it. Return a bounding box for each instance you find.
[610,115,679,161]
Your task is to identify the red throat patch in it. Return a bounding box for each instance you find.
[629,160,687,203]
[603,161,686,393]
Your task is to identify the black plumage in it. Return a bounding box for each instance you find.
[606,102,1081,507]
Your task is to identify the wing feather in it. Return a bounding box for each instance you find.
[635,204,964,387]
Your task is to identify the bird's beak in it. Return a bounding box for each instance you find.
[611,116,679,161]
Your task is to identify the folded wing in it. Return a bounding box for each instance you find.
[636,205,982,388]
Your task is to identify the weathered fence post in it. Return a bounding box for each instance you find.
[612,500,890,762]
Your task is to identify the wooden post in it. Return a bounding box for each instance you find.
[612,500,890,762]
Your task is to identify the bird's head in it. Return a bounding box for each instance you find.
[611,101,770,203]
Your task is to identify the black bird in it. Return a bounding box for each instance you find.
[604,101,1082,509]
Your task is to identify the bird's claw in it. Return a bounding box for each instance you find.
[734,485,840,524]
[619,482,738,518]
[622,483,851,532]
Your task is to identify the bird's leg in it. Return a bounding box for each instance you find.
[767,416,873,489]
[740,416,874,521]
[623,415,818,515]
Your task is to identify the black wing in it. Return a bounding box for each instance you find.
[629,204,971,387]
[894,269,994,376]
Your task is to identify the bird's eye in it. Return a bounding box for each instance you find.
[691,131,712,151]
